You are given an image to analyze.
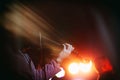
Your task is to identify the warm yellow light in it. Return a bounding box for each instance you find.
[56,67,65,78]
[68,62,79,74]
[79,60,92,73]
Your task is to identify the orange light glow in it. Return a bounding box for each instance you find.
[68,60,93,75]
[79,60,93,73]
[68,62,79,74]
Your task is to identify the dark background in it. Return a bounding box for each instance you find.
[0,0,120,79]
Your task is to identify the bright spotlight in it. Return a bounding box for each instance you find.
[68,62,79,74]
[56,67,65,78]
[79,60,92,73]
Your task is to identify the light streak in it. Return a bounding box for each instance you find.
[56,67,65,78]
[3,2,63,55]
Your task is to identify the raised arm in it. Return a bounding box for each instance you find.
[30,43,74,80]
[56,43,74,63]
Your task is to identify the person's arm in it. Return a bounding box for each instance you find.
[30,43,74,80]
[30,59,60,80]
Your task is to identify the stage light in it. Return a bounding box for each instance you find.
[79,60,92,73]
[68,62,79,74]
[68,60,93,75]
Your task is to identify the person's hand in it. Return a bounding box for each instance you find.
[57,43,74,63]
